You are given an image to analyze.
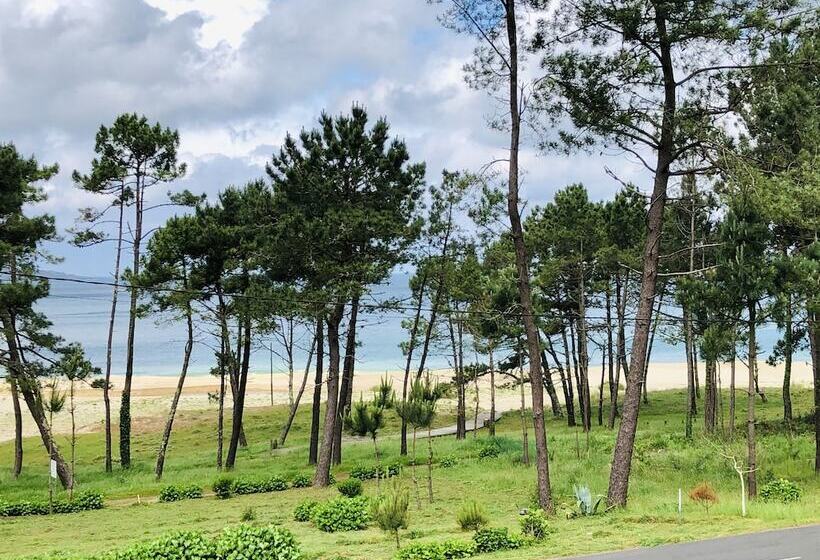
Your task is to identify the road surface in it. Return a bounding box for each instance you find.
[566,524,820,560]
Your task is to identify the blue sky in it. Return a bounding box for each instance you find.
[1,0,650,277]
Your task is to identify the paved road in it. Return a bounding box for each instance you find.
[566,525,820,560]
[425,411,499,438]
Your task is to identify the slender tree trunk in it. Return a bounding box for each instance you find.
[729,339,737,438]
[2,312,72,488]
[578,269,591,432]
[560,326,577,426]
[103,194,124,473]
[598,353,606,427]
[809,312,820,473]
[69,377,76,498]
[609,272,628,429]
[279,336,316,447]
[226,312,252,469]
[309,316,324,465]
[155,295,194,480]
[229,322,248,449]
[10,375,23,478]
[334,295,359,465]
[120,181,144,469]
[704,359,717,434]
[643,286,664,404]
[568,315,583,421]
[401,271,427,455]
[314,303,344,487]
[518,343,530,466]
[684,305,696,440]
[606,281,616,423]
[540,350,563,417]
[747,303,758,497]
[783,293,793,424]
[607,12,675,506]
[216,292,229,471]
[504,1,552,511]
[287,316,294,409]
[488,346,496,435]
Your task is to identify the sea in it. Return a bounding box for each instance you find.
[33,271,798,378]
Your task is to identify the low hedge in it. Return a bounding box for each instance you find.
[0,491,104,517]
[158,484,203,503]
[98,524,300,560]
[350,462,401,481]
[395,539,476,560]
[212,475,289,499]
[311,496,371,532]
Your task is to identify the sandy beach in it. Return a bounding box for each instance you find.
[0,360,814,442]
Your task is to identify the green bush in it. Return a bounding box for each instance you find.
[262,475,289,492]
[438,456,458,469]
[395,540,476,560]
[519,509,550,541]
[456,501,488,531]
[214,524,300,560]
[472,528,522,553]
[99,531,215,560]
[212,477,234,500]
[477,442,500,460]
[0,491,104,517]
[291,474,312,488]
[293,500,320,522]
[350,463,401,481]
[312,496,371,532]
[338,478,363,497]
[159,485,202,503]
[372,483,410,548]
[231,479,258,495]
[760,478,802,503]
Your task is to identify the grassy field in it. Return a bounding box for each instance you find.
[1,385,819,559]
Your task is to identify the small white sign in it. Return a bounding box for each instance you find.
[50,459,57,479]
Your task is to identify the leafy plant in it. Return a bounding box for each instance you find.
[472,528,522,553]
[373,375,396,409]
[0,492,104,517]
[371,482,410,548]
[214,524,300,560]
[456,501,488,531]
[760,478,802,503]
[338,478,363,498]
[291,474,312,488]
[519,508,551,541]
[293,500,320,522]
[212,477,234,499]
[99,530,215,560]
[158,484,202,503]
[395,540,476,560]
[688,482,719,513]
[439,456,458,469]
[571,485,603,517]
[311,496,371,532]
[240,506,256,522]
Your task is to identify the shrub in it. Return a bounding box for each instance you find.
[760,478,802,503]
[100,531,215,560]
[212,477,234,500]
[0,492,103,517]
[293,500,320,522]
[240,506,256,522]
[372,482,410,548]
[291,474,312,488]
[231,479,259,496]
[456,501,488,531]
[472,528,522,553]
[338,479,363,498]
[519,509,550,541]
[395,540,476,560]
[262,475,289,492]
[159,485,202,503]
[214,524,301,560]
[688,482,718,512]
[439,456,458,469]
[351,463,401,481]
[312,496,371,532]
[477,443,500,460]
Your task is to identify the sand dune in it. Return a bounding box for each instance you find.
[0,360,813,442]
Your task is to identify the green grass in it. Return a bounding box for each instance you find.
[1,386,819,560]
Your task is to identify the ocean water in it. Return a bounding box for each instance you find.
[34,271,795,377]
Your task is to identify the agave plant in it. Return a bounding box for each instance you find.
[572,485,603,517]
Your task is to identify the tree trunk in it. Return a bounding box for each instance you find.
[578,269,591,432]
[103,193,124,473]
[606,9,675,507]
[314,303,344,487]
[120,181,144,469]
[605,281,616,423]
[226,312,252,469]
[730,341,737,438]
[783,293,793,424]
[10,374,23,477]
[278,336,316,447]
[704,359,717,434]
[809,312,820,473]
[401,271,427,455]
[69,377,76,498]
[2,312,72,489]
[684,305,696,440]
[216,292,228,470]
[559,326,577,426]
[155,295,194,480]
[609,272,628,429]
[747,303,758,497]
[518,345,530,466]
[643,286,664,404]
[540,350,563,418]
[309,316,324,465]
[598,354,606,426]
[488,346,496,436]
[334,295,359,465]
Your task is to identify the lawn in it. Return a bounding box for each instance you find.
[1,386,819,559]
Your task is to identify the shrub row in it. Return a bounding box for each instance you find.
[293,496,371,532]
[760,478,802,503]
[350,462,401,481]
[0,491,104,517]
[396,527,528,560]
[212,475,289,499]
[98,525,300,560]
[158,484,203,503]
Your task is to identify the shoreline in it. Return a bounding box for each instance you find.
[0,361,812,442]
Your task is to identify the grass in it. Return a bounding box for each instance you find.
[1,385,819,559]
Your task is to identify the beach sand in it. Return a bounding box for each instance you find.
[0,360,814,442]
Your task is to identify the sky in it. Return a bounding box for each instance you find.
[0,0,650,277]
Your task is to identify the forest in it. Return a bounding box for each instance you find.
[0,1,819,559]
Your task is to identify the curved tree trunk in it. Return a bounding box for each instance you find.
[401,272,427,455]
[155,296,194,480]
[334,295,359,465]
[309,316,324,465]
[278,336,316,447]
[226,312,252,469]
[103,194,124,473]
[10,375,23,478]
